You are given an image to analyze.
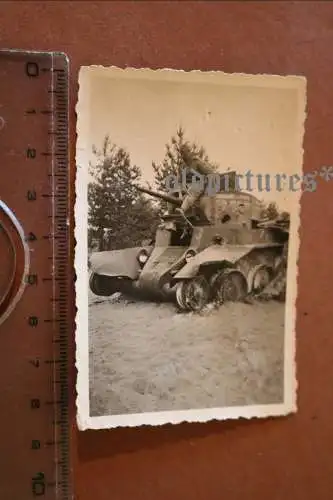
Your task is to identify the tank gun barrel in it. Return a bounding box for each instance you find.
[133,184,182,206]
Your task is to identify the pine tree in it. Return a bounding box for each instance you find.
[152,126,218,193]
[151,127,224,212]
[88,135,159,251]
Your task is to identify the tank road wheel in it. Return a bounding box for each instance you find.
[250,264,274,294]
[213,269,248,304]
[176,276,210,312]
[209,272,222,300]
[89,273,117,297]
[175,282,187,310]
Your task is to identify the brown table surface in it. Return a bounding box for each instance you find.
[1,2,333,499]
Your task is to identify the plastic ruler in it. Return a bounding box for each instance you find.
[0,50,72,499]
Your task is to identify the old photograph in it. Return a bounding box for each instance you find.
[75,66,306,430]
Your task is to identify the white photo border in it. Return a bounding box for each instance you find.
[75,66,306,430]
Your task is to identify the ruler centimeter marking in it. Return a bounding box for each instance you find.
[0,50,71,499]
[51,55,70,500]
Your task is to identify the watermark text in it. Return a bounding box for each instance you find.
[164,166,333,195]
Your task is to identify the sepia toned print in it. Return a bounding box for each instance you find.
[75,66,306,430]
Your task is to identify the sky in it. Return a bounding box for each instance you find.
[77,66,306,212]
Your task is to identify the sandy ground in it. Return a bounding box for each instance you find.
[88,290,285,417]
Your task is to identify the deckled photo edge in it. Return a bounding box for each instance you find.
[75,67,91,430]
[74,65,307,431]
[283,76,307,413]
[78,64,307,90]
[79,403,293,432]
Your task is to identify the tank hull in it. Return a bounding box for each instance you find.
[89,242,285,307]
[89,245,185,300]
[88,199,289,311]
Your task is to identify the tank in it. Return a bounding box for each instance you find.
[89,177,289,312]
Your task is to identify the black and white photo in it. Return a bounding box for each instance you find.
[75,66,306,429]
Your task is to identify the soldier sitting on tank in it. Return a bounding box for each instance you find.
[175,176,208,221]
[176,186,203,216]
